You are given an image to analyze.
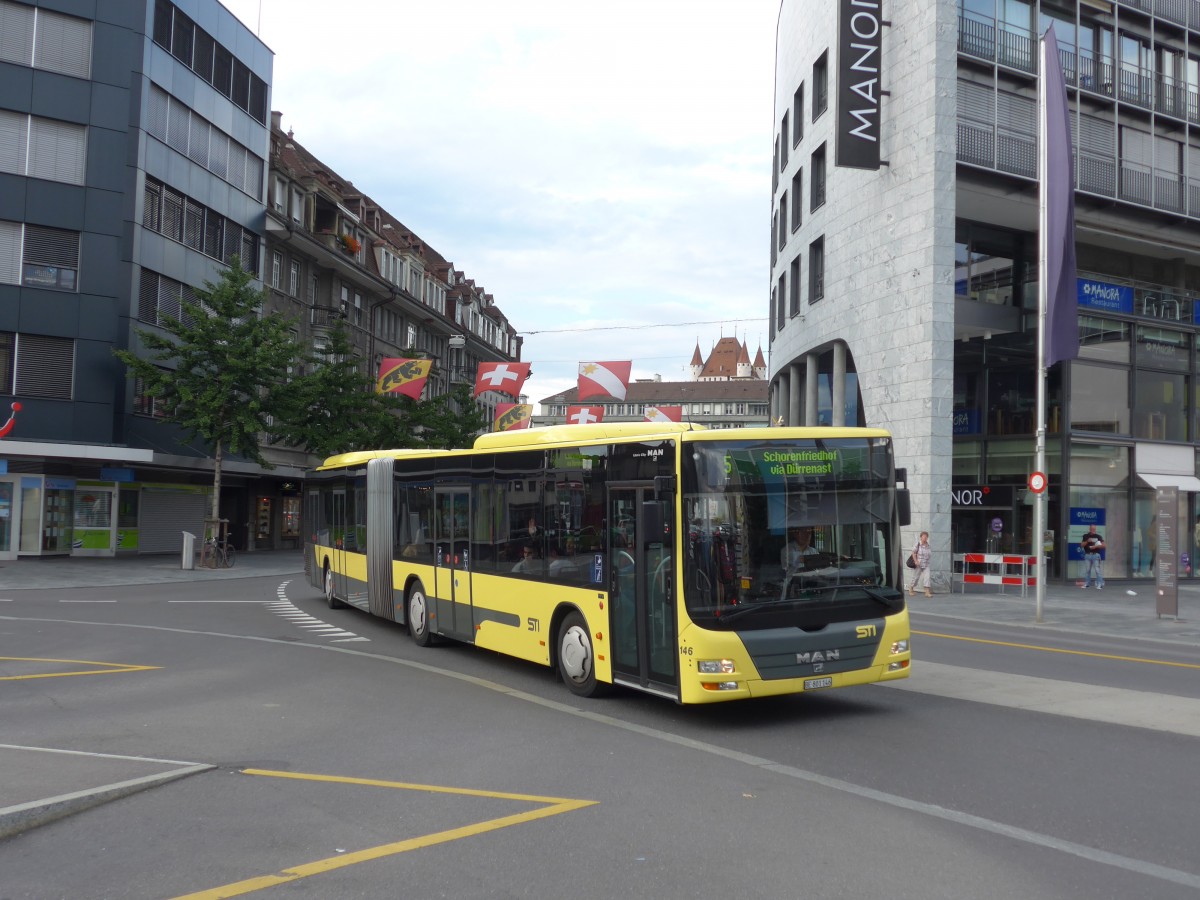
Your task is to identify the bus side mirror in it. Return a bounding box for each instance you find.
[642,501,671,545]
[896,489,911,527]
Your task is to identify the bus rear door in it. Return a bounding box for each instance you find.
[608,485,678,696]
[433,487,473,639]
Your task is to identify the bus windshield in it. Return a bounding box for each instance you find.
[681,436,902,628]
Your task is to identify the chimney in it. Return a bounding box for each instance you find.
[271,110,283,130]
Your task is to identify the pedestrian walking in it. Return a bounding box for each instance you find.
[908,531,932,597]
[1080,523,1105,589]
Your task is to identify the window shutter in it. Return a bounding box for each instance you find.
[146,86,168,142]
[27,117,86,184]
[23,225,78,267]
[166,99,188,155]
[183,199,204,250]
[0,1,35,66]
[0,220,20,285]
[138,270,158,322]
[16,334,74,399]
[0,109,29,177]
[187,116,209,168]
[33,9,92,79]
[208,131,229,179]
[143,178,161,231]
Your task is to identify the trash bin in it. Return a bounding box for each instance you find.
[181,531,196,570]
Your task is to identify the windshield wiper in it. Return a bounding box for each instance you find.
[859,585,904,610]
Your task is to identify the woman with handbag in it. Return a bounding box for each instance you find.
[908,531,932,597]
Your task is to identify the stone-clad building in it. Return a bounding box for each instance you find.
[771,0,1200,585]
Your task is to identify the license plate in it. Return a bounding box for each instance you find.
[804,676,833,690]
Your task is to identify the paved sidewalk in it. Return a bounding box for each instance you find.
[0,548,305,590]
[908,578,1200,649]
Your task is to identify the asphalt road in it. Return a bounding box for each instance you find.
[2,574,1198,899]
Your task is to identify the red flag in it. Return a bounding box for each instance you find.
[566,405,604,425]
[644,405,682,423]
[578,361,632,400]
[473,362,531,399]
[494,403,532,431]
[377,358,432,399]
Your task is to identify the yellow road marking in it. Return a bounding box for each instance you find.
[0,657,160,681]
[172,769,597,900]
[913,631,1200,670]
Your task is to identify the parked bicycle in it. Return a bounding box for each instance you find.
[202,536,236,569]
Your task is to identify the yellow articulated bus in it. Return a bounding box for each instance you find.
[303,423,912,704]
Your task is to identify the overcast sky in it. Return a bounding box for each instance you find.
[223,0,780,408]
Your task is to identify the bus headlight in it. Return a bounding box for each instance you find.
[890,640,909,655]
[697,659,736,674]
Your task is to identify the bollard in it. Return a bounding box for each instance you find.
[181,531,196,570]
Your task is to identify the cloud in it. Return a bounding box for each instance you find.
[229,0,776,407]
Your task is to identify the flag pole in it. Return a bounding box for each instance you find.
[1035,32,1050,625]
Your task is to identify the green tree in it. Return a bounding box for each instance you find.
[414,382,490,450]
[114,259,301,522]
[272,319,419,458]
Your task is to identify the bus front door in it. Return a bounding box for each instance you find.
[434,488,473,639]
[608,486,678,694]
[329,488,349,603]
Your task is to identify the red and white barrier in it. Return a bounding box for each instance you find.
[954,553,1038,596]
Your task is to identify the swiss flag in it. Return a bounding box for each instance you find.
[577,361,632,401]
[644,405,682,423]
[473,362,531,399]
[566,405,604,425]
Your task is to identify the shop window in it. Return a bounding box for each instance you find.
[1069,363,1129,434]
[1133,371,1185,441]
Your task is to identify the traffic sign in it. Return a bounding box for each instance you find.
[1028,471,1047,494]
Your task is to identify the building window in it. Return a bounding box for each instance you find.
[814,52,828,119]
[809,236,825,303]
[0,110,87,185]
[133,374,169,417]
[770,211,778,267]
[145,86,264,200]
[16,333,73,399]
[141,177,258,273]
[0,1,93,78]
[793,83,804,145]
[811,144,826,211]
[21,225,79,291]
[791,169,803,231]
[776,273,786,328]
[772,138,779,193]
[789,255,801,315]
[151,0,268,125]
[780,112,789,170]
[271,251,282,289]
[288,259,300,297]
[778,192,788,251]
[769,288,777,336]
[0,332,13,393]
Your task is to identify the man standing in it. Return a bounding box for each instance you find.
[1080,523,1106,590]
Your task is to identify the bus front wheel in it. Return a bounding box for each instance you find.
[324,564,345,610]
[408,580,433,647]
[557,611,605,697]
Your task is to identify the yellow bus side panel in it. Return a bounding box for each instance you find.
[675,608,911,705]
[470,575,612,684]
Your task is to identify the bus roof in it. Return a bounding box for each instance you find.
[473,422,706,450]
[316,448,452,470]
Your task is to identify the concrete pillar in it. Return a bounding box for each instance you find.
[788,362,803,426]
[832,343,846,426]
[805,353,819,426]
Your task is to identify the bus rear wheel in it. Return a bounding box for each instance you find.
[557,611,606,698]
[324,564,345,610]
[408,580,434,647]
